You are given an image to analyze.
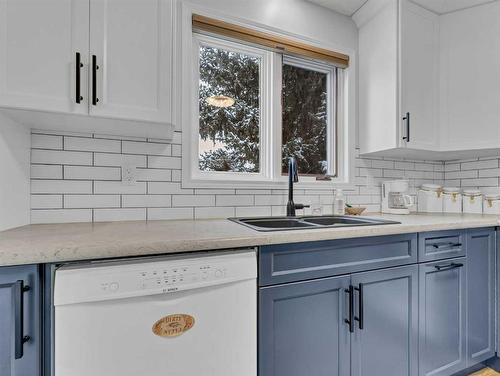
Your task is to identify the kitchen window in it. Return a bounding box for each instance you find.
[183,12,352,188]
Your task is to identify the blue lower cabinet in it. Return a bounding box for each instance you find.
[466,228,496,366]
[419,258,467,376]
[259,275,351,376]
[0,265,41,376]
[350,265,419,376]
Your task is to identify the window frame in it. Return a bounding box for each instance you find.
[180,5,355,190]
[279,55,338,181]
[192,33,274,183]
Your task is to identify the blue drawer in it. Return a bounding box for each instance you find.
[259,233,417,286]
[418,230,466,262]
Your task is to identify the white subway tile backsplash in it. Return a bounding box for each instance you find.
[93,153,147,168]
[65,136,121,153]
[148,207,193,220]
[94,181,147,194]
[461,159,498,171]
[31,180,92,194]
[255,195,287,206]
[31,195,63,209]
[444,170,478,180]
[31,165,63,179]
[235,206,272,217]
[460,178,499,187]
[147,156,181,169]
[136,168,172,182]
[94,208,146,222]
[148,182,192,195]
[172,195,215,207]
[32,149,92,165]
[478,168,500,178]
[31,209,92,224]
[194,206,235,219]
[64,166,121,181]
[122,195,172,208]
[123,141,171,156]
[30,131,450,224]
[32,134,63,150]
[64,195,120,209]
[372,160,394,169]
[216,195,254,207]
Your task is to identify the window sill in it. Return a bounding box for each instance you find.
[182,176,355,191]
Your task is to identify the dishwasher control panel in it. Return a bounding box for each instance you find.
[137,263,227,291]
[54,250,256,306]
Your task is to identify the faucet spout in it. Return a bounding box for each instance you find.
[287,158,309,216]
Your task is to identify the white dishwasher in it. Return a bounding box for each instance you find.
[53,250,257,376]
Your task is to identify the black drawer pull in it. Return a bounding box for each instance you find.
[92,55,99,105]
[434,262,463,272]
[432,242,462,249]
[354,283,364,330]
[75,52,83,104]
[344,286,354,333]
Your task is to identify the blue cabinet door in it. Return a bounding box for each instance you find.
[0,265,40,376]
[419,258,466,376]
[466,228,496,366]
[350,265,419,376]
[259,275,350,376]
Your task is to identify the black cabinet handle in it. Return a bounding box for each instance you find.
[92,55,99,106]
[0,280,31,359]
[354,283,364,330]
[75,52,83,104]
[432,242,462,249]
[434,262,463,272]
[402,112,410,142]
[344,286,354,333]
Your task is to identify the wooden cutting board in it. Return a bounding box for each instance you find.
[471,368,500,376]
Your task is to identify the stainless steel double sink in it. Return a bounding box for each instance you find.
[230,215,400,232]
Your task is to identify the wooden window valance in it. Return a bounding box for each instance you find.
[192,14,350,68]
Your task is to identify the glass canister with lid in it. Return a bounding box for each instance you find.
[442,187,462,213]
[462,189,483,213]
[483,188,500,214]
[417,184,443,213]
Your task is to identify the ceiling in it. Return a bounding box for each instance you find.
[307,0,497,16]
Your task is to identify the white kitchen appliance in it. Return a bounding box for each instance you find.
[382,180,414,214]
[53,250,257,376]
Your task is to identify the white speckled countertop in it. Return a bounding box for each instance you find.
[0,213,499,266]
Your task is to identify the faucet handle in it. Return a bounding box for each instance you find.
[294,204,310,210]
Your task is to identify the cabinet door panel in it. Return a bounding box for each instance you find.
[0,0,89,113]
[351,265,418,376]
[400,0,439,150]
[89,0,172,123]
[467,228,495,366]
[419,258,466,376]
[259,276,350,376]
[0,265,40,376]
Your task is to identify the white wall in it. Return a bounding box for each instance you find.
[185,0,358,51]
[0,113,30,230]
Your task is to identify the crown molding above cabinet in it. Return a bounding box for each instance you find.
[354,0,500,161]
[0,0,175,140]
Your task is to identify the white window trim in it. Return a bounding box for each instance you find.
[179,3,356,190]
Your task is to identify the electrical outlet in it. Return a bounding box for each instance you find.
[121,161,137,186]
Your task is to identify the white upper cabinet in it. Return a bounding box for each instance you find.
[89,0,173,123]
[439,1,500,152]
[354,0,439,157]
[0,0,174,138]
[0,0,89,114]
[400,0,439,151]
